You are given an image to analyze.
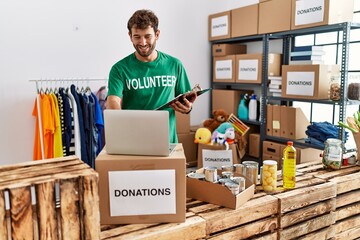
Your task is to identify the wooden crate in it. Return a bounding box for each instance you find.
[315,165,360,239]
[100,200,206,240]
[0,156,100,240]
[270,161,336,239]
[188,195,278,239]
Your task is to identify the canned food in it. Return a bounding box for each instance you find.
[221,171,233,179]
[233,164,244,174]
[243,161,259,185]
[187,172,205,180]
[221,165,234,172]
[225,182,240,195]
[262,160,277,193]
[204,166,218,183]
[231,176,246,192]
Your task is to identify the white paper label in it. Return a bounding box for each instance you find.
[211,15,229,37]
[108,170,176,216]
[202,149,233,169]
[238,59,259,81]
[286,72,315,96]
[295,0,325,26]
[215,59,233,79]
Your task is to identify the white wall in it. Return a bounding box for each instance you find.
[0,0,260,165]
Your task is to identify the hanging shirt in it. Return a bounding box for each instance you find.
[67,89,81,158]
[50,93,63,158]
[32,94,55,160]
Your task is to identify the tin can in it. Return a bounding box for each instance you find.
[187,172,205,180]
[204,166,218,182]
[242,161,259,185]
[221,165,234,172]
[231,176,246,192]
[233,164,244,174]
[225,182,240,195]
[221,171,233,179]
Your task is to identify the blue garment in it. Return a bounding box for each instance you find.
[305,122,349,147]
[91,92,104,156]
[70,84,88,165]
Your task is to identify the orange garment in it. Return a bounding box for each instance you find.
[32,94,55,160]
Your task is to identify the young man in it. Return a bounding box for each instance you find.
[106,9,196,143]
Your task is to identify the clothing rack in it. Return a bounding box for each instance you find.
[31,78,107,160]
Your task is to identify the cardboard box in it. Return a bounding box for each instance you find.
[249,133,260,158]
[272,105,281,137]
[280,145,323,164]
[262,153,282,168]
[187,169,255,209]
[280,106,309,140]
[291,0,354,30]
[209,11,231,41]
[266,104,273,136]
[282,64,340,99]
[176,111,190,134]
[231,4,259,37]
[212,43,247,57]
[235,53,281,84]
[263,140,282,157]
[258,0,292,34]
[95,144,186,224]
[178,132,197,167]
[213,55,236,83]
[197,143,240,169]
[212,89,254,117]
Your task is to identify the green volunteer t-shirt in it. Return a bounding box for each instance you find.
[108,51,192,143]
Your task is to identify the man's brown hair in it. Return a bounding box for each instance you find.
[127,9,159,34]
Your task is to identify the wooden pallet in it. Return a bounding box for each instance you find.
[100,203,206,240]
[315,165,360,240]
[0,156,100,240]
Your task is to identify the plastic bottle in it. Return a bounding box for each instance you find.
[283,141,296,189]
[238,94,248,119]
[248,94,257,120]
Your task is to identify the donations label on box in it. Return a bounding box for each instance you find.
[238,59,259,81]
[215,59,233,79]
[295,0,325,26]
[109,170,176,216]
[286,72,315,96]
[211,15,229,38]
[202,149,233,169]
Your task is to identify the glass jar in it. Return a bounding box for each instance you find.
[329,77,341,101]
[242,161,259,185]
[262,160,277,193]
[322,138,343,170]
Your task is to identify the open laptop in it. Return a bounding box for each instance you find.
[103,109,176,156]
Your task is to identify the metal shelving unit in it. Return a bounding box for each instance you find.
[211,22,360,160]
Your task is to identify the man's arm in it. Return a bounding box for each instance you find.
[106,95,122,109]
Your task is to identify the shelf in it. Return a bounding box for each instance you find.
[265,136,324,150]
[267,97,360,105]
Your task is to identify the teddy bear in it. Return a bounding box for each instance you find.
[203,109,229,133]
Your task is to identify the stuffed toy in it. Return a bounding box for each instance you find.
[194,127,212,144]
[211,122,235,150]
[203,109,229,133]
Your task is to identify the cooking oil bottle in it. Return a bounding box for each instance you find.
[283,141,296,189]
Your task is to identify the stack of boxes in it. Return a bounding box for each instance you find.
[209,0,354,40]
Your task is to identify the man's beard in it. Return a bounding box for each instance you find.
[134,43,156,58]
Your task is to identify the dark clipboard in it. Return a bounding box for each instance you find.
[154,87,212,110]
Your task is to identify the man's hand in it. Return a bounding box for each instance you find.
[106,95,122,109]
[170,93,197,114]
